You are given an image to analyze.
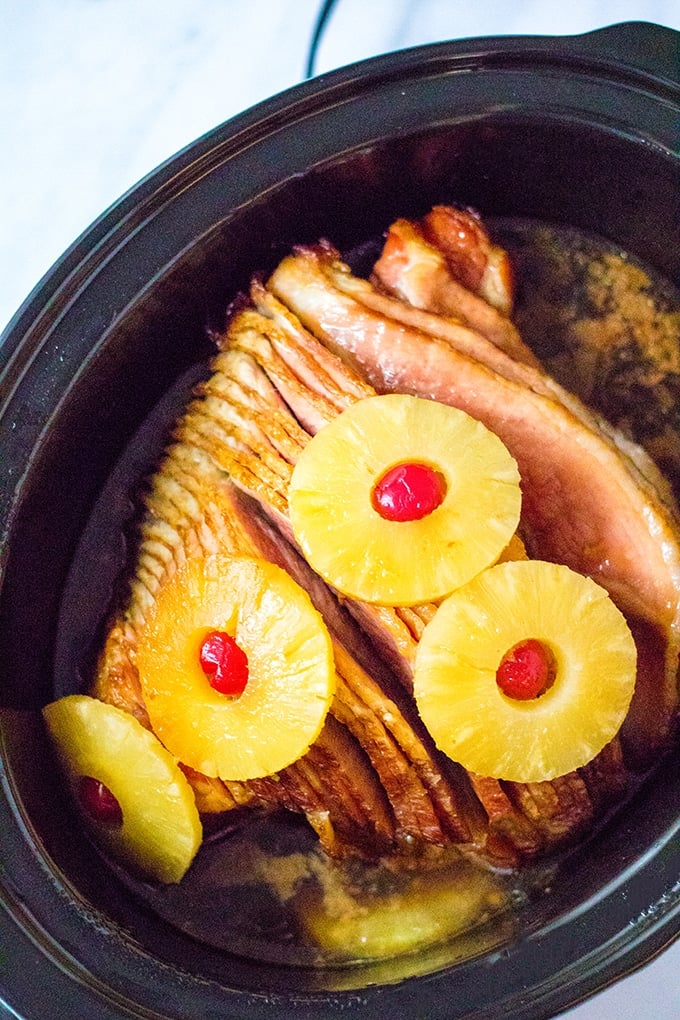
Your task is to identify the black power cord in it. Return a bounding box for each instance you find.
[304,0,341,78]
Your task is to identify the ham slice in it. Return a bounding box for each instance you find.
[420,204,516,315]
[94,340,505,862]
[211,303,626,861]
[372,214,530,360]
[93,437,399,855]
[267,245,680,762]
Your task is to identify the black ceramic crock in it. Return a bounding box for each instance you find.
[1,20,679,1020]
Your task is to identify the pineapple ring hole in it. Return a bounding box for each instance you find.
[371,460,447,522]
[78,776,124,827]
[496,638,558,702]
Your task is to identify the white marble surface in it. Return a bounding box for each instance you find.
[2,0,680,334]
[1,2,679,1017]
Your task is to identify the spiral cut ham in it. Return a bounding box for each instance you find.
[93,205,680,869]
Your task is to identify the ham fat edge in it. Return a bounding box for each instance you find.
[93,208,680,870]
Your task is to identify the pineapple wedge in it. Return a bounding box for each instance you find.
[414,560,637,782]
[299,860,506,960]
[289,394,522,606]
[42,695,202,883]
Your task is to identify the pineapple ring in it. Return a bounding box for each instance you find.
[289,394,522,606]
[413,560,637,782]
[135,554,335,782]
[42,695,202,883]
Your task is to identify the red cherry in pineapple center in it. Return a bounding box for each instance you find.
[496,638,557,701]
[78,776,123,826]
[199,630,249,696]
[371,461,447,522]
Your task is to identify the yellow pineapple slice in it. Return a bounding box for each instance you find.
[413,560,637,782]
[298,859,506,960]
[42,695,202,883]
[288,394,521,606]
[135,554,335,782]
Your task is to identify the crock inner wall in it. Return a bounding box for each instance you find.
[1,91,678,1016]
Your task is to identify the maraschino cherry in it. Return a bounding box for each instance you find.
[78,775,123,826]
[372,462,446,522]
[199,630,249,696]
[496,639,556,701]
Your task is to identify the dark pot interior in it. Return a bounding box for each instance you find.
[1,21,678,1020]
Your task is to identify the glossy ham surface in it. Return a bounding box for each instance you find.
[268,244,680,762]
[93,206,679,871]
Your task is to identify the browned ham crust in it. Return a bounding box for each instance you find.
[372,214,529,360]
